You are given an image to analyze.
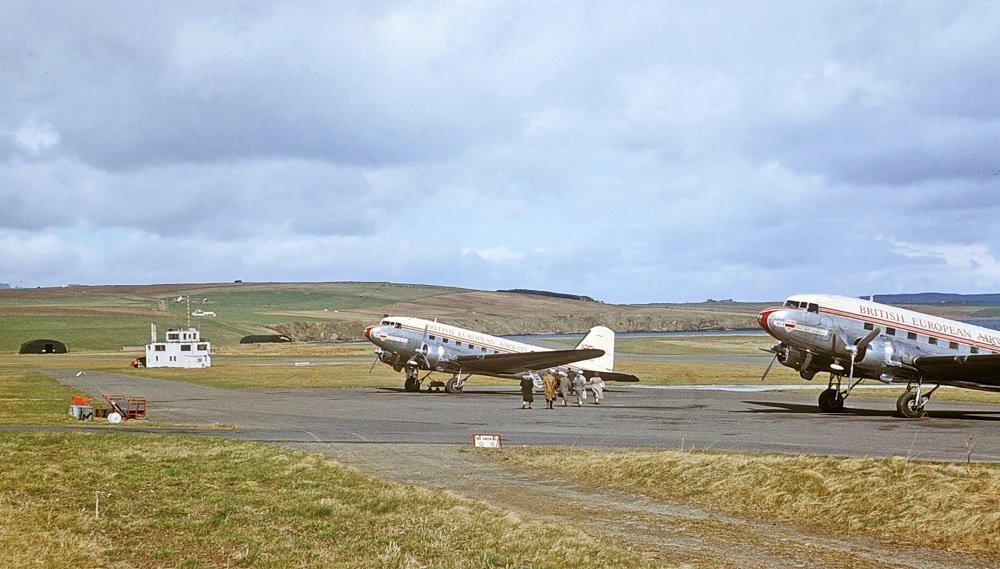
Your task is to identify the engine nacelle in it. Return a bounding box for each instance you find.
[778,345,813,372]
[852,338,920,382]
[417,343,450,370]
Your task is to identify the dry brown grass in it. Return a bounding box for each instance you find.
[484,447,1000,557]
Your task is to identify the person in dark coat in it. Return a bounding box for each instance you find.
[520,376,534,409]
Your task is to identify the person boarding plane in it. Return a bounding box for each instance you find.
[364,317,638,393]
[759,294,1000,418]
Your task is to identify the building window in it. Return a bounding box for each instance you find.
[154,345,165,352]
[181,344,191,351]
[197,344,207,351]
[168,333,179,341]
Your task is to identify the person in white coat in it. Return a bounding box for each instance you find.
[590,372,605,404]
[572,371,587,406]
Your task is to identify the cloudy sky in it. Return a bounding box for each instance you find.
[2,1,998,303]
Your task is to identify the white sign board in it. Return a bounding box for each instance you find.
[472,433,502,448]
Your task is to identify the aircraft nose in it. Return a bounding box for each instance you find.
[757,308,779,335]
[364,325,374,341]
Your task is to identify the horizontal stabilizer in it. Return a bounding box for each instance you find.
[588,371,640,383]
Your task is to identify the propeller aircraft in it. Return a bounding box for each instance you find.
[759,294,1000,417]
[364,316,639,393]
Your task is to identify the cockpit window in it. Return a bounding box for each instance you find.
[807,303,819,313]
[784,300,798,308]
[394,323,401,329]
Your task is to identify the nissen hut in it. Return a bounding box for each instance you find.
[146,323,211,368]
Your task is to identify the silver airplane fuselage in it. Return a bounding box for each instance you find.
[758,294,1000,417]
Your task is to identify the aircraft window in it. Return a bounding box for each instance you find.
[468,344,474,350]
[971,347,980,354]
[949,341,959,350]
[394,323,401,329]
[886,327,896,336]
[807,303,819,313]
[481,347,488,352]
[863,322,874,331]
[456,341,462,347]
[928,337,938,345]
[907,332,917,340]
[784,300,796,307]
[442,338,449,343]
[428,335,436,340]
[381,320,390,325]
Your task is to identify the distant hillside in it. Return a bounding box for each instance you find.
[0,282,767,350]
[498,289,597,302]
[872,292,1000,305]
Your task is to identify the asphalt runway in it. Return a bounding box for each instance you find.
[47,369,1000,462]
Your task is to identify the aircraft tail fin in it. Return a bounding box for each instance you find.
[572,326,615,372]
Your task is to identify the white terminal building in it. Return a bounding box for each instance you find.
[146,323,212,368]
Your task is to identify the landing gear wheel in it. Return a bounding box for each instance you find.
[404,375,420,392]
[818,388,845,413]
[445,377,464,394]
[896,391,927,418]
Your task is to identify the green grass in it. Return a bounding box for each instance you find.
[616,334,771,356]
[482,447,1000,556]
[0,433,658,569]
[0,370,82,426]
[0,282,466,352]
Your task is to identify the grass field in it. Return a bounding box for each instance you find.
[481,447,1000,557]
[0,432,659,569]
[0,282,466,352]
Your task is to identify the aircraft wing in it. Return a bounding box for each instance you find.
[912,353,1000,386]
[455,349,605,375]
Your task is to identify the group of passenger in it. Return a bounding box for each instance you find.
[519,369,604,409]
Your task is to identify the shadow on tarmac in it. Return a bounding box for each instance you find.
[743,400,1000,421]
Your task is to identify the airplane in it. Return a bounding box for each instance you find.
[758,293,1000,418]
[364,316,639,393]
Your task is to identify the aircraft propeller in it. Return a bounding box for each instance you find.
[759,345,781,382]
[833,326,882,379]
